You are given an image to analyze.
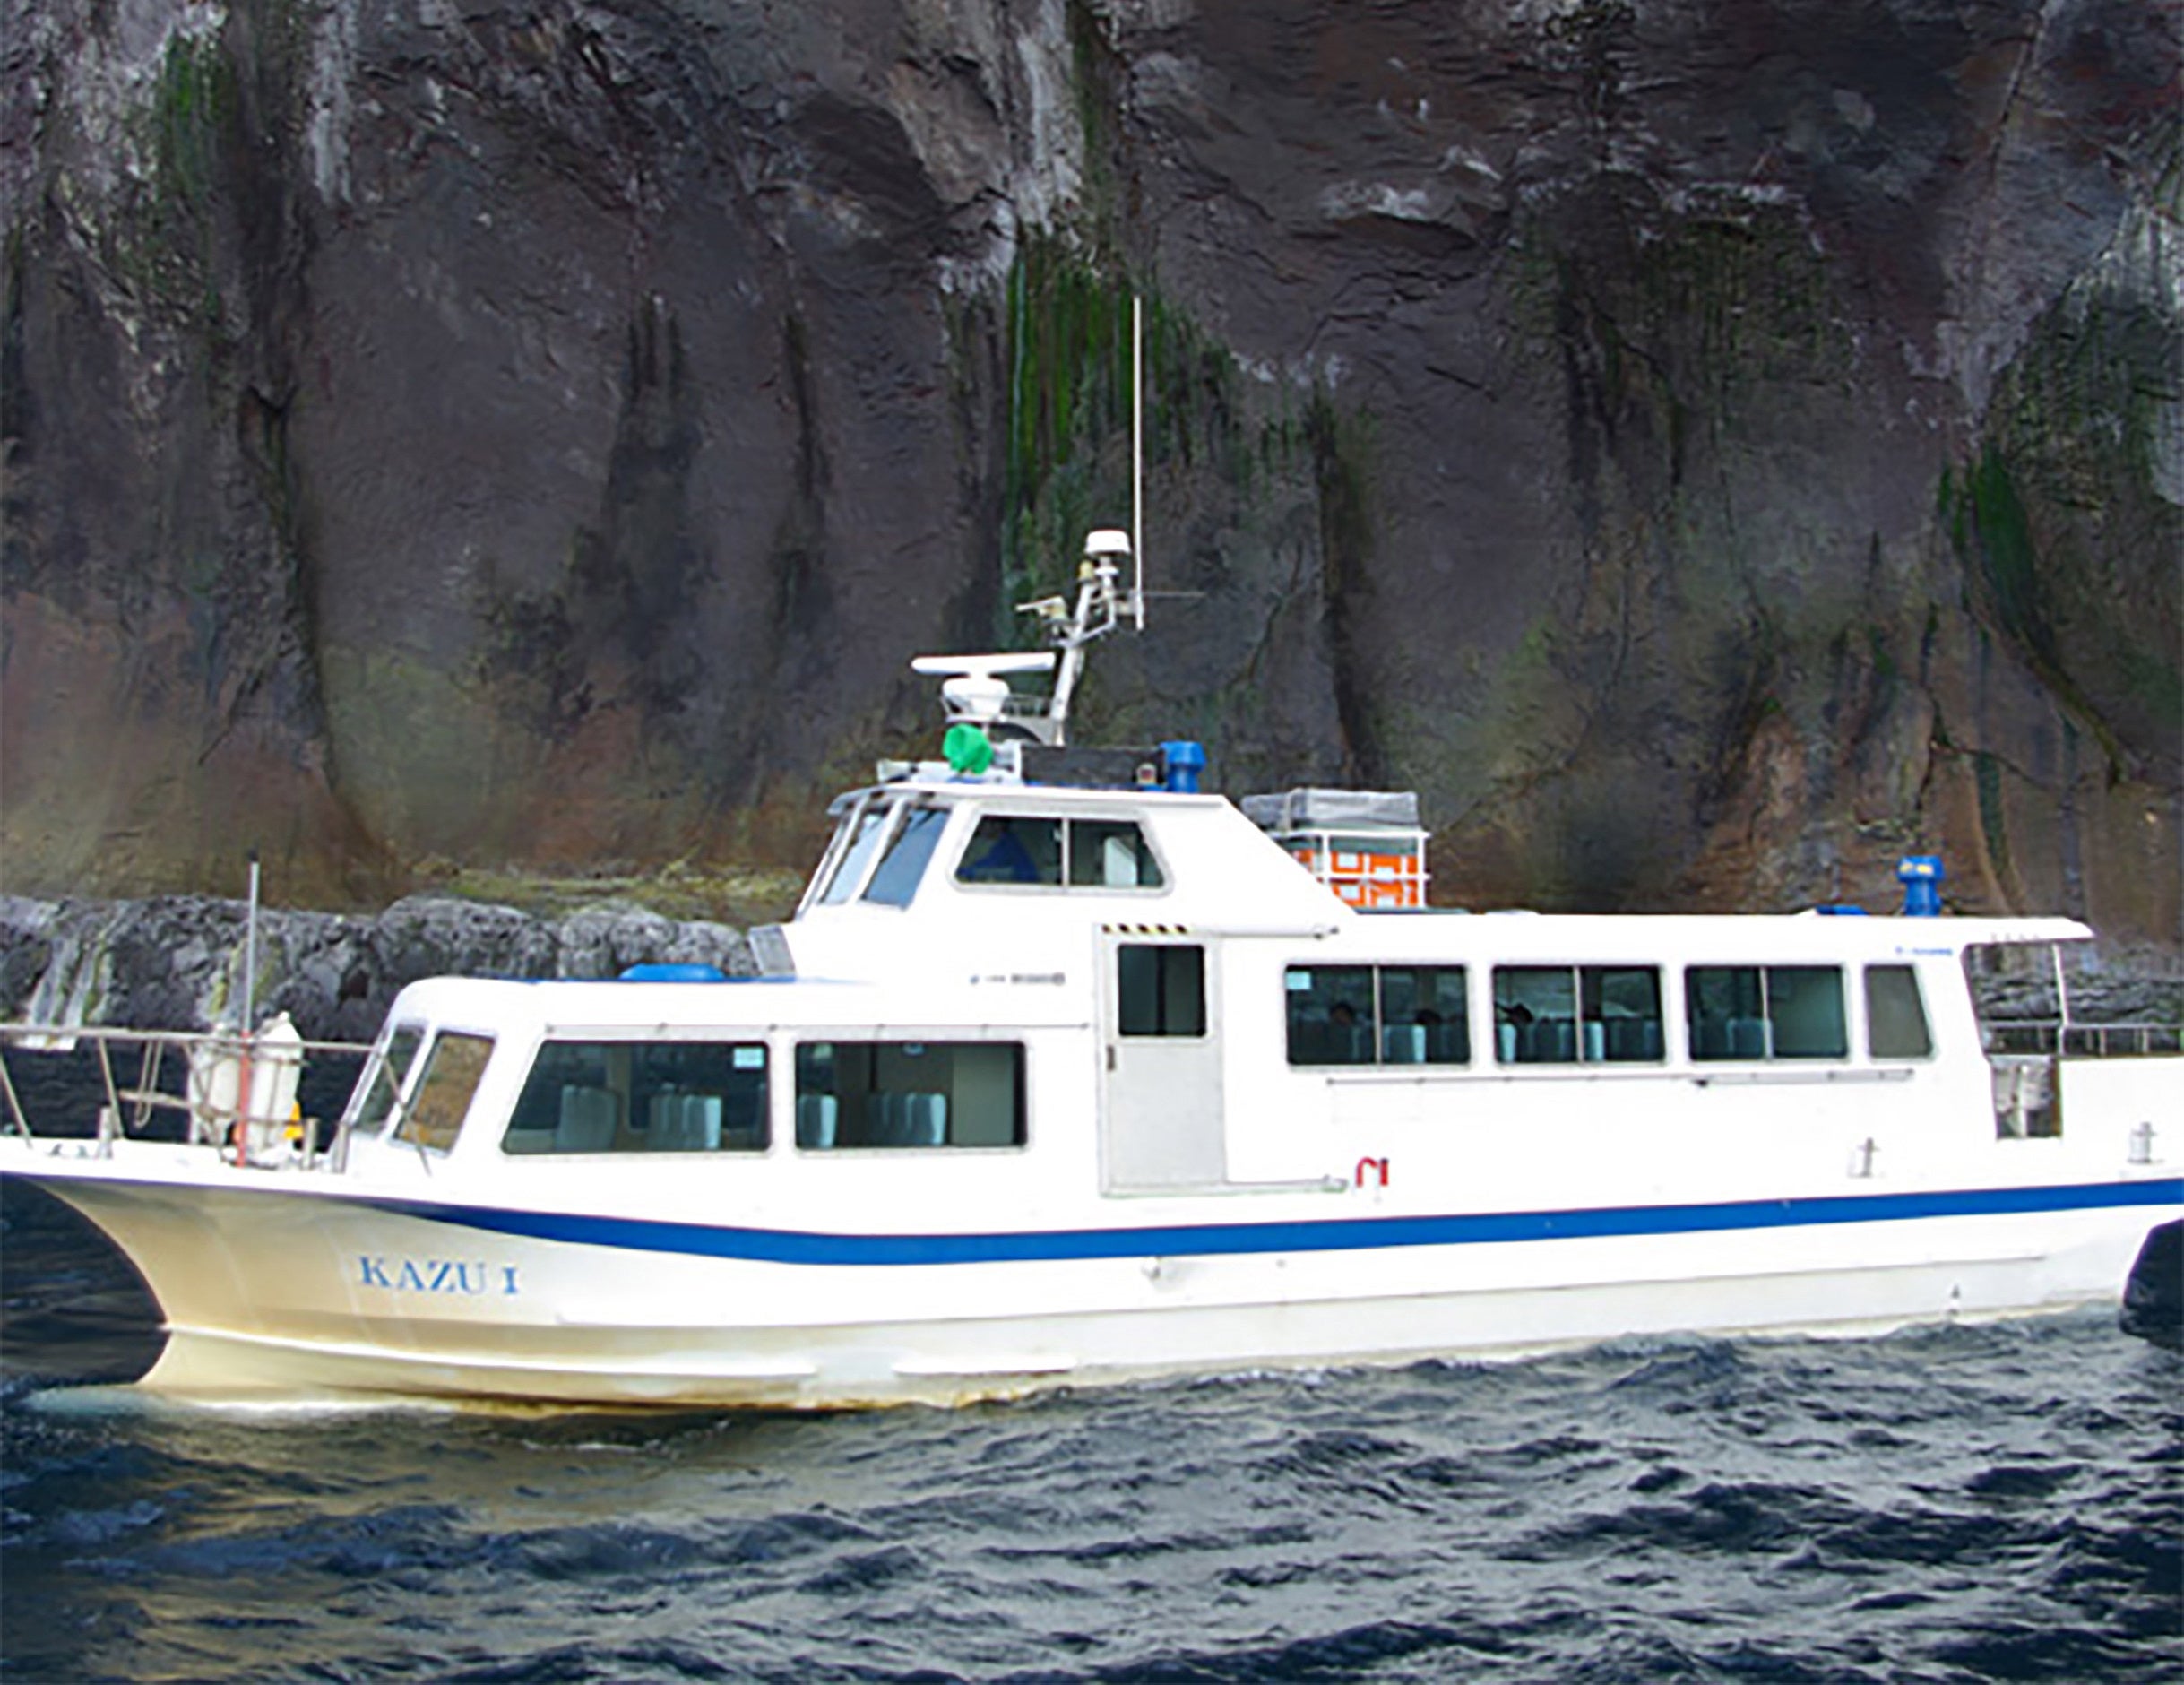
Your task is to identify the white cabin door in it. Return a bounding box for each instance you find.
[1101,936,1226,1189]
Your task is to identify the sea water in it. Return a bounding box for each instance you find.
[2,1068,2179,1682]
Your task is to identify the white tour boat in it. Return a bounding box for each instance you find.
[3,528,2179,1408]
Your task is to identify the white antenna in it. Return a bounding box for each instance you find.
[906,289,1151,752]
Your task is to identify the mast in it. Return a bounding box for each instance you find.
[911,295,1149,751]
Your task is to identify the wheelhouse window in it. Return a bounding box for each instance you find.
[794,1041,1024,1149]
[957,815,1164,890]
[1118,944,1204,1037]
[1864,964,1933,1059]
[1687,965,1848,1060]
[502,1040,770,1155]
[1287,965,1469,1066]
[1069,820,1163,888]
[816,798,893,905]
[1493,965,1662,1064]
[355,1024,424,1131]
[392,1033,494,1154]
[861,803,948,907]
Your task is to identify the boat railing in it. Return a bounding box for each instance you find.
[1981,1021,2184,1059]
[997,693,1057,725]
[0,1021,376,1167]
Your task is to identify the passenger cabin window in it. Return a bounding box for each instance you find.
[794,1041,1024,1149]
[1687,965,1848,1060]
[393,1032,494,1154]
[1287,965,1469,1066]
[502,1040,770,1155]
[957,815,1163,889]
[356,1024,424,1131]
[1865,964,1933,1059]
[1118,944,1204,1037]
[1493,966,1662,1064]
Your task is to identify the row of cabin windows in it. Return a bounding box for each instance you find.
[360,955,1934,1156]
[815,799,1165,908]
[1113,946,1931,1066]
[1285,963,1933,1067]
[363,1031,1029,1157]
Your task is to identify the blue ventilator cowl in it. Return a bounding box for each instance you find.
[1161,739,1206,794]
[1897,854,1945,917]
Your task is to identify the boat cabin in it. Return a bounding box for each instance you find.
[329,737,2144,1238]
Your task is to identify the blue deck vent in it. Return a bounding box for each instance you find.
[1161,739,1206,794]
[617,963,729,982]
[1896,855,1945,918]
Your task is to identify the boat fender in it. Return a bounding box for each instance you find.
[1355,1155,1389,1189]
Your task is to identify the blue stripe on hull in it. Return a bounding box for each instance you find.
[374,1179,2184,1268]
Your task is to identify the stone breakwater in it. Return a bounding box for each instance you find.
[0,895,755,1045]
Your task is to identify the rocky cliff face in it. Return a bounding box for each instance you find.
[0,893,754,1040]
[3,0,2177,946]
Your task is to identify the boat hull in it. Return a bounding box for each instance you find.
[11,1150,2177,1408]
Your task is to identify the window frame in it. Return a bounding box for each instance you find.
[860,801,950,907]
[354,1022,426,1134]
[1685,964,1850,1063]
[391,1031,496,1154]
[1285,963,1471,1067]
[954,811,1169,894]
[1118,944,1206,1039]
[1863,963,1935,1061]
[499,1036,773,1156]
[813,793,897,906]
[1491,963,1665,1067]
[791,1039,1028,1152]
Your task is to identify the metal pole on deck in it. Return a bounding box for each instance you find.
[243,851,261,1034]
[236,851,261,1166]
[2050,941,2073,1053]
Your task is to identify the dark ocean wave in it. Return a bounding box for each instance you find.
[3,1178,2179,1684]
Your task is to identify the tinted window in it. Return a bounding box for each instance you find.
[958,815,1062,885]
[863,805,949,906]
[956,816,1163,891]
[1288,965,1469,1067]
[1496,965,1662,1064]
[394,1033,494,1154]
[819,803,892,904]
[503,1040,770,1155]
[1286,966,1376,1065]
[1866,965,1933,1059]
[1769,966,1848,1059]
[1495,966,1578,1063]
[1381,967,1471,1064]
[1688,965,1768,1059]
[1068,821,1164,888]
[794,1041,1023,1149]
[1583,966,1664,1063]
[357,1024,423,1132]
[1119,945,1205,1037]
[1688,965,1847,1060]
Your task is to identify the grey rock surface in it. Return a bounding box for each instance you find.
[3,0,2176,947]
[0,895,755,1040]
